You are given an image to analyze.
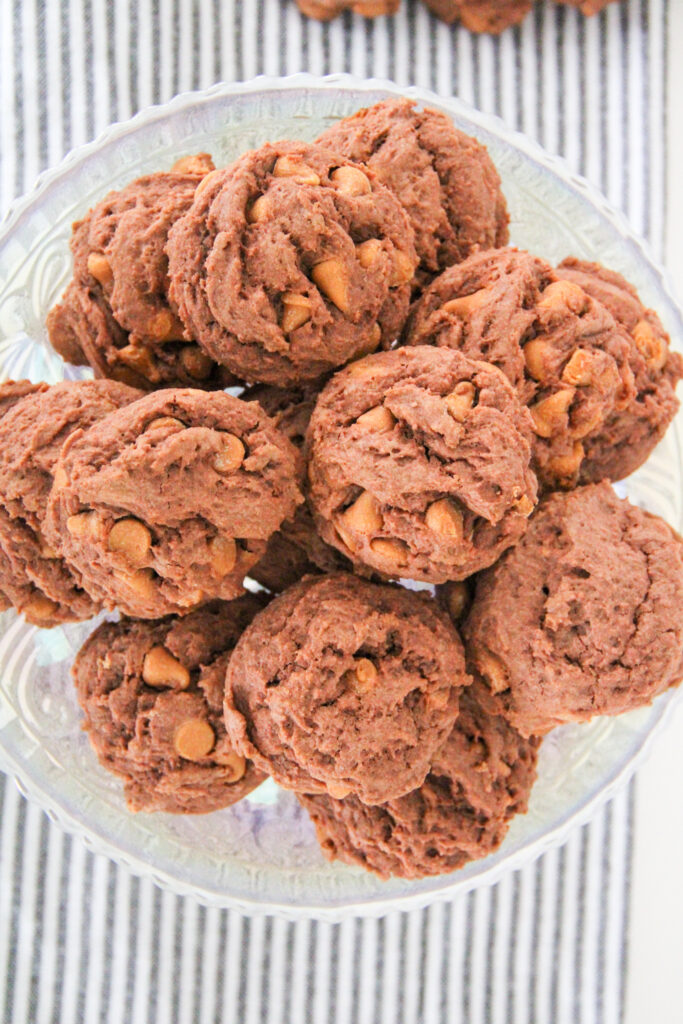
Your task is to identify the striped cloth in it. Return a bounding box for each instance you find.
[0,1,667,1021]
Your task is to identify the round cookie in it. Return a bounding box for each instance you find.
[299,681,539,878]
[306,347,538,583]
[316,99,509,283]
[555,256,683,482]
[463,483,683,737]
[0,379,142,627]
[403,247,652,490]
[73,596,268,813]
[44,388,303,618]
[47,155,234,391]
[224,573,469,805]
[296,0,399,15]
[167,142,417,386]
[422,0,531,31]
[243,383,350,591]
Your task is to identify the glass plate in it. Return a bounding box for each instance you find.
[0,74,681,921]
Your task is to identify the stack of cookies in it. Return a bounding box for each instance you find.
[2,98,681,880]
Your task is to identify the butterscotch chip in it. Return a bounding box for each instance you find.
[464,483,683,737]
[307,347,537,583]
[425,498,464,539]
[355,405,396,432]
[72,597,267,813]
[46,159,234,391]
[171,152,215,176]
[108,518,152,567]
[213,434,246,474]
[146,416,185,432]
[330,165,372,195]
[445,381,476,421]
[343,491,383,534]
[224,573,468,804]
[280,293,312,334]
[142,646,190,689]
[354,657,378,691]
[174,718,215,760]
[298,682,539,879]
[43,389,302,618]
[317,99,508,283]
[167,141,417,386]
[210,536,237,577]
[86,252,113,289]
[312,258,350,314]
[273,155,321,185]
[529,389,575,438]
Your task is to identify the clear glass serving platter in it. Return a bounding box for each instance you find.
[0,74,681,921]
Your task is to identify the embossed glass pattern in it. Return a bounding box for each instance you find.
[0,76,681,919]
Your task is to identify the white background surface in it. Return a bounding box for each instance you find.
[626,4,683,1020]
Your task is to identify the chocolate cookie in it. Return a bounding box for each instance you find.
[73,596,268,813]
[243,383,350,591]
[299,681,539,878]
[555,256,683,481]
[47,155,234,391]
[316,99,509,283]
[422,0,531,31]
[307,347,538,583]
[463,483,683,736]
[167,143,417,386]
[0,379,141,626]
[296,0,399,15]
[224,573,468,805]
[44,388,303,618]
[403,247,665,490]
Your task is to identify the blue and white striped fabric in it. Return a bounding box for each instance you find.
[0,2,667,1021]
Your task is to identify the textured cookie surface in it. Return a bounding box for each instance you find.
[45,389,302,618]
[167,142,417,386]
[299,681,539,878]
[73,597,268,813]
[0,379,141,626]
[317,99,508,282]
[307,347,537,583]
[47,156,233,391]
[464,483,683,736]
[224,573,468,804]
[403,247,672,489]
[555,256,682,482]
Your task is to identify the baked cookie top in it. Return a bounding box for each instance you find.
[167,141,417,386]
[463,482,683,736]
[403,246,681,489]
[299,681,539,878]
[47,155,234,391]
[73,596,268,813]
[306,347,538,583]
[44,388,303,618]
[317,99,509,282]
[224,572,469,805]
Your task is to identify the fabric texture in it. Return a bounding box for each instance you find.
[0,0,668,1021]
